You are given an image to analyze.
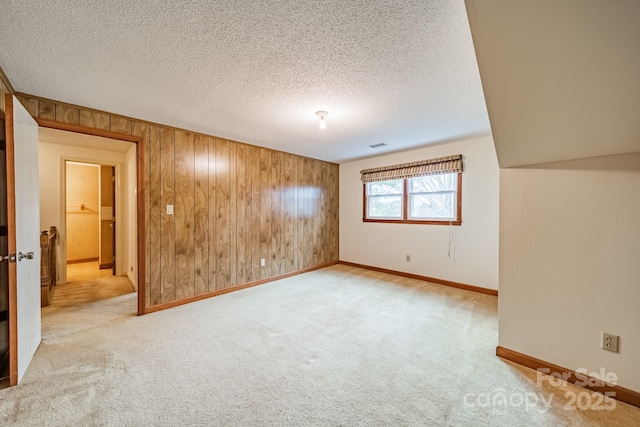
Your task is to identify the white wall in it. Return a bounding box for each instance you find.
[499,152,640,392]
[124,144,137,290]
[339,135,499,290]
[39,141,129,284]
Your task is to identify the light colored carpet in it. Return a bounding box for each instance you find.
[1,264,638,426]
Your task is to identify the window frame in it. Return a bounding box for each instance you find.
[363,173,462,225]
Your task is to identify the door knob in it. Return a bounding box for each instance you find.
[18,251,34,261]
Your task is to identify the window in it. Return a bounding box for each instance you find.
[408,173,458,220]
[361,155,463,225]
[366,179,404,219]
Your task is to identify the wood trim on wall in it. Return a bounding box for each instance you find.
[19,92,340,316]
[35,119,147,315]
[35,118,141,143]
[67,257,99,265]
[338,260,498,296]
[0,67,15,95]
[496,346,640,409]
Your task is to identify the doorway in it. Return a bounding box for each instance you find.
[38,127,138,306]
[65,161,116,283]
[2,96,146,389]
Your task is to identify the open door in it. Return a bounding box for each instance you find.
[5,94,41,385]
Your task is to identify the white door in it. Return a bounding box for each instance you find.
[5,94,41,385]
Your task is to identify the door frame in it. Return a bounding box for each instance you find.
[35,119,146,316]
[61,160,123,285]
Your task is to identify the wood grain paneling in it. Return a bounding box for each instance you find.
[319,162,327,265]
[295,156,304,271]
[215,139,230,289]
[270,151,282,276]
[14,92,340,313]
[259,148,271,279]
[0,80,8,118]
[148,125,162,306]
[15,95,37,117]
[111,116,132,135]
[38,100,55,120]
[132,122,150,307]
[283,154,295,272]
[160,127,175,303]
[302,158,311,270]
[329,163,339,261]
[235,143,250,285]
[56,104,79,124]
[193,134,209,295]
[229,141,237,288]
[80,110,111,130]
[250,145,261,281]
[174,130,195,300]
[206,136,217,292]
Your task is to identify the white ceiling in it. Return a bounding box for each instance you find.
[0,0,490,163]
[466,0,640,167]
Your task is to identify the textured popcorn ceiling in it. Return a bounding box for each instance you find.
[0,0,489,163]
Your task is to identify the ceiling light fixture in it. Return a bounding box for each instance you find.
[316,111,328,129]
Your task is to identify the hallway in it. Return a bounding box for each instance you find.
[51,262,134,306]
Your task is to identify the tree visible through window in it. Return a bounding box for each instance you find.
[408,174,457,219]
[364,172,461,225]
[366,179,403,218]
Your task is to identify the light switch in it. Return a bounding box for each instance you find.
[166,205,174,215]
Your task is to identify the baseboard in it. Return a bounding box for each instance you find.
[338,261,498,296]
[67,257,99,264]
[99,263,113,270]
[126,273,136,291]
[496,346,640,408]
[144,261,339,314]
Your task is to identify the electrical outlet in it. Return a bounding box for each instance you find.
[260,258,266,267]
[166,204,174,215]
[601,332,619,353]
[406,255,411,262]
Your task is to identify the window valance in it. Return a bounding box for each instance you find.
[360,154,463,183]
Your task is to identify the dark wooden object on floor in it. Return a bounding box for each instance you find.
[40,226,57,307]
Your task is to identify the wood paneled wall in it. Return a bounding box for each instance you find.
[0,75,11,118]
[15,93,339,312]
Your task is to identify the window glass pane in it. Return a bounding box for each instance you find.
[367,179,403,195]
[368,195,402,218]
[410,173,456,193]
[410,193,455,219]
